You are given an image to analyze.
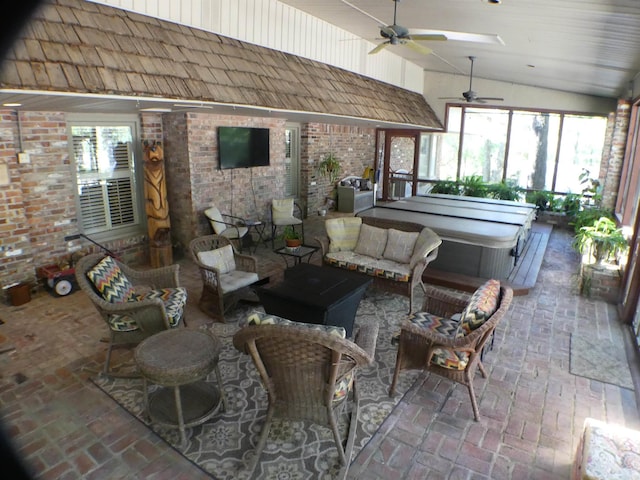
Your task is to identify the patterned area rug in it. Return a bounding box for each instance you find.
[570,332,634,390]
[92,290,419,479]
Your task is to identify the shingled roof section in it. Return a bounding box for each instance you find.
[0,0,442,129]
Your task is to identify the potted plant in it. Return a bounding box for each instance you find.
[572,216,628,265]
[317,153,341,185]
[282,225,302,249]
[430,179,460,195]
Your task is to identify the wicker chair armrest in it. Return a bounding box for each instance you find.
[195,264,222,287]
[129,303,172,333]
[93,296,171,332]
[314,236,329,257]
[234,254,258,272]
[121,263,181,289]
[410,247,438,278]
[353,323,379,363]
[421,286,469,318]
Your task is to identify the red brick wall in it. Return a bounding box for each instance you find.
[162,113,287,251]
[0,110,32,292]
[302,123,376,213]
[0,110,151,301]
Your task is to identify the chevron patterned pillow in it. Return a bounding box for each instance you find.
[86,256,138,303]
[458,279,500,335]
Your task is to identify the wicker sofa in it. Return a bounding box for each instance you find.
[315,216,441,312]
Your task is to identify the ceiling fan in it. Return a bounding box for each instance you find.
[369,0,447,55]
[440,56,505,103]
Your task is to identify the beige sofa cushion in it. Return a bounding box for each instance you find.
[326,217,363,253]
[383,229,419,264]
[354,223,388,259]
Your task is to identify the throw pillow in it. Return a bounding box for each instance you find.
[458,279,501,335]
[325,217,362,253]
[383,229,419,264]
[86,256,137,303]
[197,244,236,274]
[354,224,388,259]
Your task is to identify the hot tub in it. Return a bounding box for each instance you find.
[358,205,523,279]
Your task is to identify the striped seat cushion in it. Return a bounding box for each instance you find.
[406,311,468,370]
[324,251,411,282]
[107,287,187,332]
[431,348,469,371]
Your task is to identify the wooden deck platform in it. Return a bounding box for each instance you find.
[423,222,552,296]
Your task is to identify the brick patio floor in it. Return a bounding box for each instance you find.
[1,214,638,479]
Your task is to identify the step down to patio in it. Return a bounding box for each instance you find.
[423,222,552,296]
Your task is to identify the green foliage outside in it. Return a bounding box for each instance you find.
[460,175,488,198]
[430,177,522,201]
[430,179,460,195]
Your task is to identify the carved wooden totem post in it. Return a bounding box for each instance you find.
[142,140,172,267]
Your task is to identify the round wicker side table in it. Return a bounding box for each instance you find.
[134,328,228,448]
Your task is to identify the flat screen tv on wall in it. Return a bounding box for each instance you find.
[218,126,270,169]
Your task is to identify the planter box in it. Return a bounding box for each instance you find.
[536,211,572,229]
[579,263,622,303]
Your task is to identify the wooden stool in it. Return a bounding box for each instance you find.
[134,329,228,448]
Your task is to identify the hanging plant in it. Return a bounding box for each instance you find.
[317,153,341,184]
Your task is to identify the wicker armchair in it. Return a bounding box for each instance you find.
[233,318,379,476]
[189,235,259,321]
[389,283,513,421]
[75,253,186,376]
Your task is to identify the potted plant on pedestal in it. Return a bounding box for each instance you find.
[282,225,302,250]
[572,216,628,265]
[572,216,629,300]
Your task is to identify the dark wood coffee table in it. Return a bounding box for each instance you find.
[255,263,372,337]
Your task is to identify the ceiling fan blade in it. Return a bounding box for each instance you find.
[404,40,432,55]
[408,29,504,45]
[369,42,389,55]
[408,34,447,42]
[477,97,505,102]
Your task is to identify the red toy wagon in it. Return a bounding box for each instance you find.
[37,263,77,297]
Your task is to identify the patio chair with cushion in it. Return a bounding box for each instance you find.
[75,253,187,376]
[389,279,513,421]
[233,311,379,476]
[189,235,259,321]
[270,198,304,248]
[204,204,249,252]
